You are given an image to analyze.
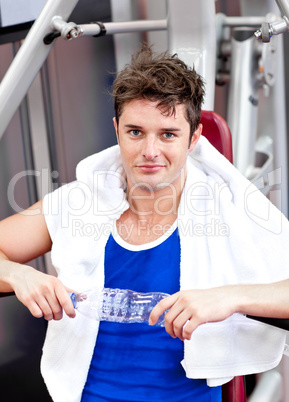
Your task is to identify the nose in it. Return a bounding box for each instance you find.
[142,135,160,160]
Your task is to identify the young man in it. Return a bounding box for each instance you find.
[0,46,289,401]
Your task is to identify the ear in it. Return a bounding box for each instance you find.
[188,124,202,153]
[113,117,119,142]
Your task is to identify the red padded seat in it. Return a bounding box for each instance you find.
[200,110,233,163]
[200,111,245,402]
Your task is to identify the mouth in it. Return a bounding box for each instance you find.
[137,164,165,173]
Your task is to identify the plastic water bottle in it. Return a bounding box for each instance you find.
[70,288,170,326]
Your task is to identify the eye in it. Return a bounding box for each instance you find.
[163,132,175,139]
[130,129,141,136]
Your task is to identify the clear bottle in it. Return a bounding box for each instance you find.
[70,288,170,326]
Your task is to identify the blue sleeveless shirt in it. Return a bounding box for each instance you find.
[81,223,221,401]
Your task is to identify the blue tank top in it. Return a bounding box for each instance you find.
[81,223,221,401]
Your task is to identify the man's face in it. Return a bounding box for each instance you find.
[114,99,201,192]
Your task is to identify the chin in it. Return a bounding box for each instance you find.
[134,181,171,192]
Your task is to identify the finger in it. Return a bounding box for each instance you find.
[64,286,78,294]
[19,292,51,319]
[149,294,178,325]
[34,297,55,321]
[182,318,199,340]
[27,299,44,319]
[28,282,63,321]
[56,287,76,318]
[171,310,195,341]
[163,302,186,338]
[45,292,64,321]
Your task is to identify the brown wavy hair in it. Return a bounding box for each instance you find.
[112,45,205,140]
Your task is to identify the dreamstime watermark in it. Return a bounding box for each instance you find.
[5,166,284,234]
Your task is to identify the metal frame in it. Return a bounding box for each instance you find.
[0,0,79,141]
[215,4,288,218]
[227,27,261,177]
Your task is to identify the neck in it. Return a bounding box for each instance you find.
[126,169,186,220]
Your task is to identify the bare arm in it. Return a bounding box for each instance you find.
[149,281,289,341]
[0,200,75,320]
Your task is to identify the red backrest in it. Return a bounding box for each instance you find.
[200,110,233,163]
[200,111,245,402]
[222,376,246,402]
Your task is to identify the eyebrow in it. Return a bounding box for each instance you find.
[124,124,181,132]
[124,124,143,129]
[160,127,181,132]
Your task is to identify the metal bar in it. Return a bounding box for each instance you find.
[80,19,167,36]
[167,0,216,111]
[40,62,60,178]
[269,34,288,217]
[109,0,149,73]
[17,83,39,206]
[223,16,267,27]
[54,15,271,38]
[248,370,282,402]
[26,73,53,200]
[0,0,79,142]
[275,0,289,19]
[227,28,260,176]
[271,17,289,34]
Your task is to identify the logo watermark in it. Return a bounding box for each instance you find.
[5,166,284,235]
[71,218,230,241]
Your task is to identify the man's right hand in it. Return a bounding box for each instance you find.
[0,200,76,321]
[3,261,76,321]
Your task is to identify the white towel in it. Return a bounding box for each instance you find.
[41,135,289,401]
[180,136,289,385]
